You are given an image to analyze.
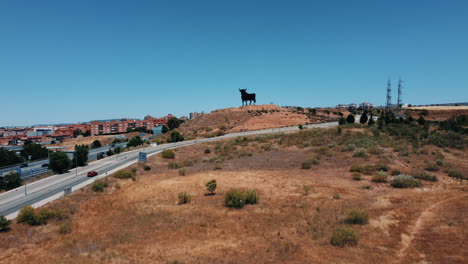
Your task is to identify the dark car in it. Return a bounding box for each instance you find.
[20,163,28,168]
[41,164,49,168]
[87,171,98,177]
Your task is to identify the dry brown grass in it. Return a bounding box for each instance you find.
[0,128,467,264]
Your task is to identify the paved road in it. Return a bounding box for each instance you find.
[0,121,337,218]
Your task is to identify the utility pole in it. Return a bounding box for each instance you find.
[386,78,392,113]
[397,78,403,108]
[75,150,78,177]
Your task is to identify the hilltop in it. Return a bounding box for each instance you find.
[178,104,347,138]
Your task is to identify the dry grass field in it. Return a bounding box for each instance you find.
[0,121,467,264]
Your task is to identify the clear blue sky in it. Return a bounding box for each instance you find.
[1,0,467,126]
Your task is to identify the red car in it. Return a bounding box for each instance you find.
[87,171,98,177]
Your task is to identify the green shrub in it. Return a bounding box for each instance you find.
[425,162,439,172]
[161,149,175,159]
[341,144,356,152]
[214,163,222,170]
[412,170,438,182]
[0,216,11,232]
[58,221,72,235]
[92,180,108,192]
[177,192,191,205]
[391,170,401,176]
[131,168,137,174]
[447,169,464,179]
[352,173,362,181]
[114,169,134,179]
[390,175,422,188]
[330,226,359,247]
[436,160,444,166]
[345,209,369,225]
[303,185,312,195]
[178,168,187,176]
[204,148,211,154]
[333,194,341,200]
[353,148,368,158]
[362,185,371,190]
[349,165,374,175]
[17,206,37,225]
[245,189,258,205]
[144,165,151,171]
[205,179,217,195]
[168,162,181,169]
[372,171,388,183]
[301,161,311,170]
[368,145,382,155]
[224,189,246,208]
[374,163,389,172]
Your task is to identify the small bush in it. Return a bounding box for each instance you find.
[177,192,191,205]
[204,148,211,154]
[178,168,187,176]
[214,163,222,170]
[131,168,137,174]
[224,189,246,208]
[330,226,359,247]
[362,185,371,190]
[58,221,72,235]
[349,164,374,175]
[168,162,181,169]
[114,169,134,179]
[391,170,401,176]
[352,173,362,181]
[245,189,258,205]
[301,161,311,170]
[425,162,439,172]
[436,160,444,166]
[17,206,37,225]
[333,194,341,200]
[161,149,175,159]
[205,179,217,195]
[413,170,438,182]
[374,162,389,172]
[353,148,368,158]
[390,175,422,188]
[368,145,382,155]
[144,165,151,171]
[92,180,108,192]
[0,216,11,232]
[345,209,369,225]
[303,185,312,195]
[341,144,356,152]
[372,171,388,183]
[447,169,464,179]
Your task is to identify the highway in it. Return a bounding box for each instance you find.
[0,121,337,219]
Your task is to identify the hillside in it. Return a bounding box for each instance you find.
[178,105,346,138]
[1,120,466,264]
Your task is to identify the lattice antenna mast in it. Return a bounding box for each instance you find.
[397,78,403,108]
[386,79,392,111]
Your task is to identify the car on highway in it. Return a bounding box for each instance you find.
[87,171,98,177]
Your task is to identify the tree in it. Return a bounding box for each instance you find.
[114,146,122,154]
[338,117,346,125]
[49,152,71,174]
[127,136,143,147]
[0,215,12,232]
[417,116,426,126]
[20,143,48,161]
[161,125,169,134]
[73,145,89,167]
[1,172,22,191]
[91,140,102,149]
[0,148,23,167]
[167,117,184,130]
[168,131,184,143]
[368,116,375,126]
[205,179,217,195]
[346,114,355,124]
[359,114,368,124]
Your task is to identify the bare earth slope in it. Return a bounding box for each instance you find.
[178,104,342,138]
[0,126,466,264]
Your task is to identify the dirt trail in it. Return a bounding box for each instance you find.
[396,194,468,263]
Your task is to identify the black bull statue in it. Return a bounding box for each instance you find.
[239,89,256,106]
